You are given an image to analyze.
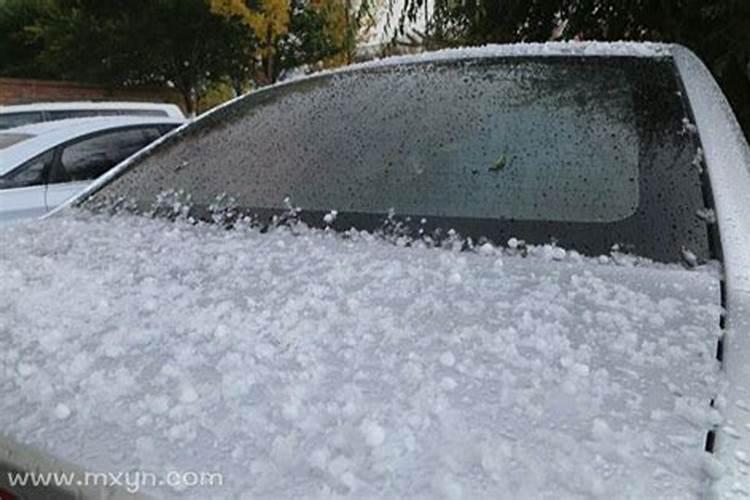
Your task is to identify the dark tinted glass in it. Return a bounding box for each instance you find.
[0,150,53,189]
[116,110,168,117]
[86,57,711,263]
[47,109,168,120]
[53,127,163,182]
[0,112,44,130]
[48,110,121,120]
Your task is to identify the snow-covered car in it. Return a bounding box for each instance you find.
[0,101,185,130]
[0,116,184,224]
[2,42,750,499]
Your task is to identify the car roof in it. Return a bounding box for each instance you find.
[0,100,184,117]
[0,116,185,175]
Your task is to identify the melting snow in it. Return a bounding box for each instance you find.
[0,212,723,498]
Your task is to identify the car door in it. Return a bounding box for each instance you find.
[45,126,164,211]
[0,150,54,224]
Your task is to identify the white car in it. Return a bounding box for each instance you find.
[0,101,185,130]
[0,116,184,223]
[1,43,750,499]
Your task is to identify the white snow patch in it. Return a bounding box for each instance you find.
[439,351,456,368]
[355,42,672,72]
[0,212,723,499]
[53,403,71,420]
[323,210,338,225]
[360,419,386,448]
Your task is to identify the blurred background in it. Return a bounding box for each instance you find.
[1,0,748,137]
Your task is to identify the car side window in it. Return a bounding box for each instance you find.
[115,110,168,117]
[0,150,54,190]
[54,127,162,183]
[0,111,44,131]
[48,110,121,120]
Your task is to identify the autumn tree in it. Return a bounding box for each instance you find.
[211,0,374,83]
[312,0,376,65]
[0,0,257,113]
[1,0,259,113]
[211,0,290,84]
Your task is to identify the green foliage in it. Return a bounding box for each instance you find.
[0,0,254,113]
[0,0,344,113]
[394,0,561,47]
[0,0,52,77]
[212,0,374,82]
[278,0,341,73]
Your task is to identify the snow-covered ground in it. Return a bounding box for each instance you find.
[0,212,723,498]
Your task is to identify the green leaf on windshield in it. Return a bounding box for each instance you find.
[489,151,512,172]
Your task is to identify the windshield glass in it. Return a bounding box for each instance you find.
[243,62,639,223]
[86,57,710,263]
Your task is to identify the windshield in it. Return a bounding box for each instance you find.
[86,57,710,263]
[231,61,640,223]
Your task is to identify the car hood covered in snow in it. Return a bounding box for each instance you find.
[0,213,722,499]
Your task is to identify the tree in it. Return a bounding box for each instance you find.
[313,0,376,65]
[0,0,259,114]
[211,0,374,84]
[1,0,374,110]
[0,0,52,78]
[393,0,562,47]
[211,0,291,83]
[277,0,342,71]
[28,0,257,114]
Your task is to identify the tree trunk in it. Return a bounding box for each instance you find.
[180,87,198,117]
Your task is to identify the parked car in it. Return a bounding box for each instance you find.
[2,43,750,499]
[0,101,185,130]
[0,116,184,223]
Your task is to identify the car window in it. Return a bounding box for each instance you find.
[0,112,44,130]
[55,127,163,183]
[47,109,169,120]
[116,109,169,117]
[87,58,709,263]
[0,133,34,150]
[47,110,121,120]
[0,150,53,189]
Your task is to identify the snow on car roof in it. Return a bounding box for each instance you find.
[0,212,722,498]
[0,116,185,175]
[351,41,673,71]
